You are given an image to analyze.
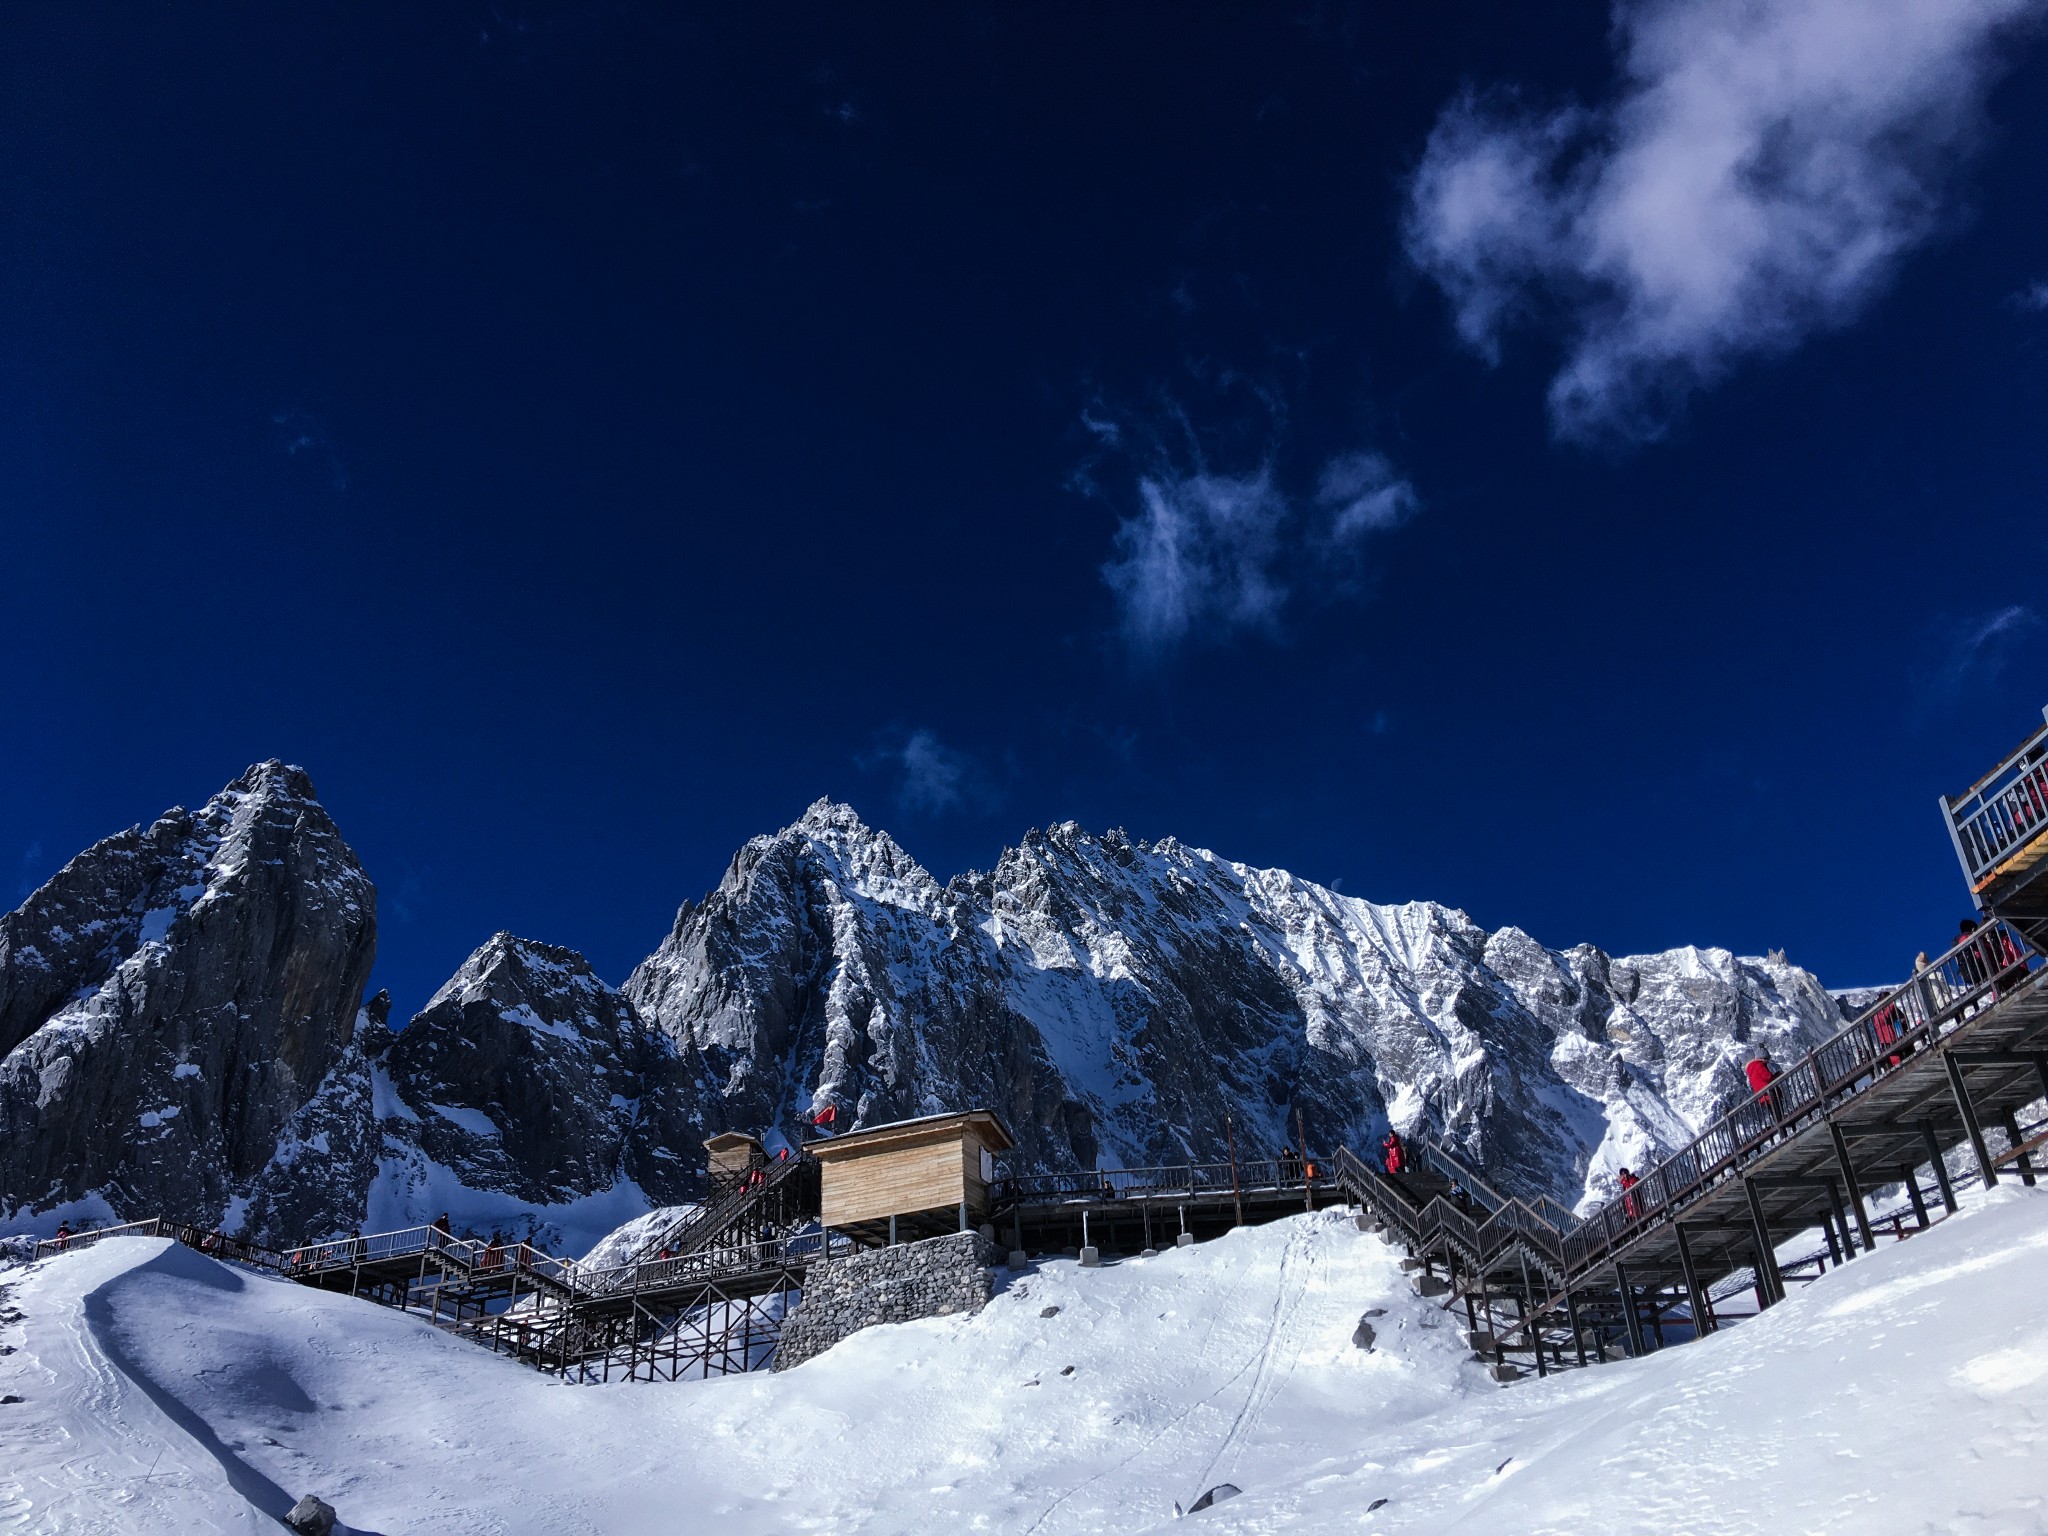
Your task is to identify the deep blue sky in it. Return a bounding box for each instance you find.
[4,3,2046,1013]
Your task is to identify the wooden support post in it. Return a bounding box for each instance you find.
[1675,1222,1715,1335]
[1615,1264,1648,1357]
[1920,1122,1959,1213]
[1743,1177,1784,1306]
[1819,1211,1842,1267]
[1944,1053,2000,1189]
[1899,1167,1930,1229]
[2000,1110,2039,1187]
[1297,1108,1313,1214]
[1564,1288,1587,1367]
[1828,1121,1876,1254]
[1224,1110,1245,1228]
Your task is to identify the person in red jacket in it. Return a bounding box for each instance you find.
[1381,1129,1405,1177]
[1618,1166,1641,1221]
[1745,1053,1782,1127]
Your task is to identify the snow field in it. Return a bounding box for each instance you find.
[2,1191,2047,1534]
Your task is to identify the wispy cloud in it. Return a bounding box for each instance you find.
[1088,409,1418,656]
[1405,0,2044,442]
[860,729,993,817]
[1918,603,2043,709]
[2014,280,2048,313]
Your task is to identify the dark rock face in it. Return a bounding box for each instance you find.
[2,772,1851,1247]
[371,934,708,1239]
[0,763,376,1240]
[629,801,1845,1211]
[625,802,1098,1172]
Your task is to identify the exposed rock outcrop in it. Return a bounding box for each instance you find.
[2,774,1852,1245]
[0,762,376,1240]
[630,801,1845,1211]
[366,933,710,1251]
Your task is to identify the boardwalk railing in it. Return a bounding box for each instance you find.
[593,1150,819,1291]
[576,1228,852,1303]
[990,1157,1320,1206]
[1562,918,2042,1274]
[279,1224,584,1294]
[1003,921,2042,1289]
[1330,1146,1571,1281]
[31,1217,166,1260]
[1943,708,2048,890]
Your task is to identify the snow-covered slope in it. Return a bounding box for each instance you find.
[4,1189,2046,1534]
[629,801,1844,1211]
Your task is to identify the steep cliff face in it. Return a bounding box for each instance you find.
[624,802,1098,1172]
[366,933,709,1252]
[0,775,1851,1244]
[0,762,376,1239]
[630,802,1844,1211]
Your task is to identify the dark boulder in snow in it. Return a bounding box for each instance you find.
[283,1493,336,1535]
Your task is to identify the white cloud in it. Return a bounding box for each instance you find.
[1103,467,1289,651]
[1405,0,2044,441]
[1316,452,1420,541]
[896,730,969,814]
[1098,447,1417,654]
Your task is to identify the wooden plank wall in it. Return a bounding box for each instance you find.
[823,1135,968,1227]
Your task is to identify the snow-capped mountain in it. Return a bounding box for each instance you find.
[1,773,1849,1244]
[628,800,1844,1213]
[0,762,375,1241]
[364,933,709,1251]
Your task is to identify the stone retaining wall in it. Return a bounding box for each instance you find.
[774,1230,1004,1370]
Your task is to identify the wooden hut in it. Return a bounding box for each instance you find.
[704,1131,763,1184]
[810,1110,1016,1246]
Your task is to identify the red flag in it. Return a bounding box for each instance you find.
[812,1105,837,1127]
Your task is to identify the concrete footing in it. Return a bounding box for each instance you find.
[1079,1246,1101,1267]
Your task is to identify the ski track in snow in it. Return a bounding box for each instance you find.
[4,1192,2048,1533]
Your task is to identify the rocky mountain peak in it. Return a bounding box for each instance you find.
[0,762,376,1239]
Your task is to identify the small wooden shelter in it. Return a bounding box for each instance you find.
[704,1131,763,1182]
[810,1109,1016,1246]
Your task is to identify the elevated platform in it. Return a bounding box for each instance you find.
[990,1158,1334,1254]
[1944,704,2048,942]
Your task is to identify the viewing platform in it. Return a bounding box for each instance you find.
[1943,704,2048,942]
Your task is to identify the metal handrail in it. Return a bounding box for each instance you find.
[1943,707,2048,888]
[279,1222,572,1286]
[595,1150,817,1290]
[1561,919,2042,1273]
[575,1227,846,1301]
[989,1156,1323,1206]
[32,1217,165,1260]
